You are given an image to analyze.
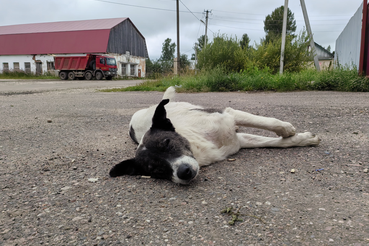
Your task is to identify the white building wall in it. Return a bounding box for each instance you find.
[0,55,55,74]
[0,53,146,77]
[335,3,363,69]
[109,52,146,78]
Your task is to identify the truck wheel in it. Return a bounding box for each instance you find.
[95,71,103,80]
[59,71,68,80]
[68,72,75,80]
[84,72,93,80]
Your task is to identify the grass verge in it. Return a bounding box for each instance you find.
[0,71,58,80]
[101,67,369,93]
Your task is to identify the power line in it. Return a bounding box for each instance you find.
[94,0,347,41]
[210,23,265,31]
[179,0,202,22]
[211,9,266,16]
[94,0,174,12]
[94,0,202,14]
[211,8,352,18]
[211,14,350,23]
[179,1,214,34]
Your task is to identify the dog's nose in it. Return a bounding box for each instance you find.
[177,164,196,181]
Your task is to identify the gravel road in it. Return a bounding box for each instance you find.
[0,82,368,246]
[0,79,140,95]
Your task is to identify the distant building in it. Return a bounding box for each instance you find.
[0,18,148,77]
[310,42,334,70]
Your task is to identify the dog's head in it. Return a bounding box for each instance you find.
[109,99,199,184]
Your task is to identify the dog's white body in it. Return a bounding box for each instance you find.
[129,87,320,167]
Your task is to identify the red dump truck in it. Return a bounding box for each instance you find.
[54,54,117,80]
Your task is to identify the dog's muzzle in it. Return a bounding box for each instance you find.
[171,156,199,184]
[177,163,197,181]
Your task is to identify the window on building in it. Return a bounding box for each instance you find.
[47,61,55,71]
[24,62,31,73]
[130,64,136,76]
[13,62,20,72]
[3,63,9,72]
[121,63,127,76]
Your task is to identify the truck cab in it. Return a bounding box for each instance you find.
[90,55,117,80]
[94,56,117,80]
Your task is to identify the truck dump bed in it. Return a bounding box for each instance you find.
[54,56,90,71]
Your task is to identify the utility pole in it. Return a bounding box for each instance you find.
[300,0,320,71]
[176,0,180,75]
[204,10,210,48]
[195,43,198,74]
[359,0,368,75]
[279,0,289,74]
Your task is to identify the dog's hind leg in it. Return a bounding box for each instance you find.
[224,107,295,138]
[237,132,320,148]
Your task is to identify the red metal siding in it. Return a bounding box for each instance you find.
[0,29,111,55]
[0,18,127,35]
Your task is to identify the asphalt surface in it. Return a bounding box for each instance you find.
[0,80,368,245]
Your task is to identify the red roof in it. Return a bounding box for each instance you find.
[0,18,128,55]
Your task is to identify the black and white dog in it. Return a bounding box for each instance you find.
[109,86,320,184]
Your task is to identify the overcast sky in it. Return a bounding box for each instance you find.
[0,0,364,60]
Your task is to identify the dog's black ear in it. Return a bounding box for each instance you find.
[109,159,142,177]
[151,99,175,132]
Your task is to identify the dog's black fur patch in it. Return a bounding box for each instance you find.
[110,99,194,182]
[129,126,138,144]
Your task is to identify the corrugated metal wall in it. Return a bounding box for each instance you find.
[107,19,148,58]
[335,3,363,69]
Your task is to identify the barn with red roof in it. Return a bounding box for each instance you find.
[0,18,148,77]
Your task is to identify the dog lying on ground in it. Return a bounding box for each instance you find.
[109,86,320,184]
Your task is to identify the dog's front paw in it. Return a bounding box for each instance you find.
[275,122,296,138]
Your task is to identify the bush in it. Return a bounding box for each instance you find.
[311,67,369,92]
[196,31,312,75]
[103,65,369,93]
[251,31,312,74]
[197,34,249,73]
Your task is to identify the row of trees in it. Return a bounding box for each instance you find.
[146,38,191,77]
[147,6,325,77]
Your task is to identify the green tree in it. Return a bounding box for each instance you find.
[192,35,207,60]
[180,54,190,69]
[146,58,163,78]
[160,38,176,62]
[240,33,250,50]
[264,6,296,43]
[159,38,176,73]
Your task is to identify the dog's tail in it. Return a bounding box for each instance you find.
[162,86,176,101]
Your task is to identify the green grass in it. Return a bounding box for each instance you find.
[102,67,369,93]
[0,71,146,81]
[100,80,170,92]
[0,71,58,79]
